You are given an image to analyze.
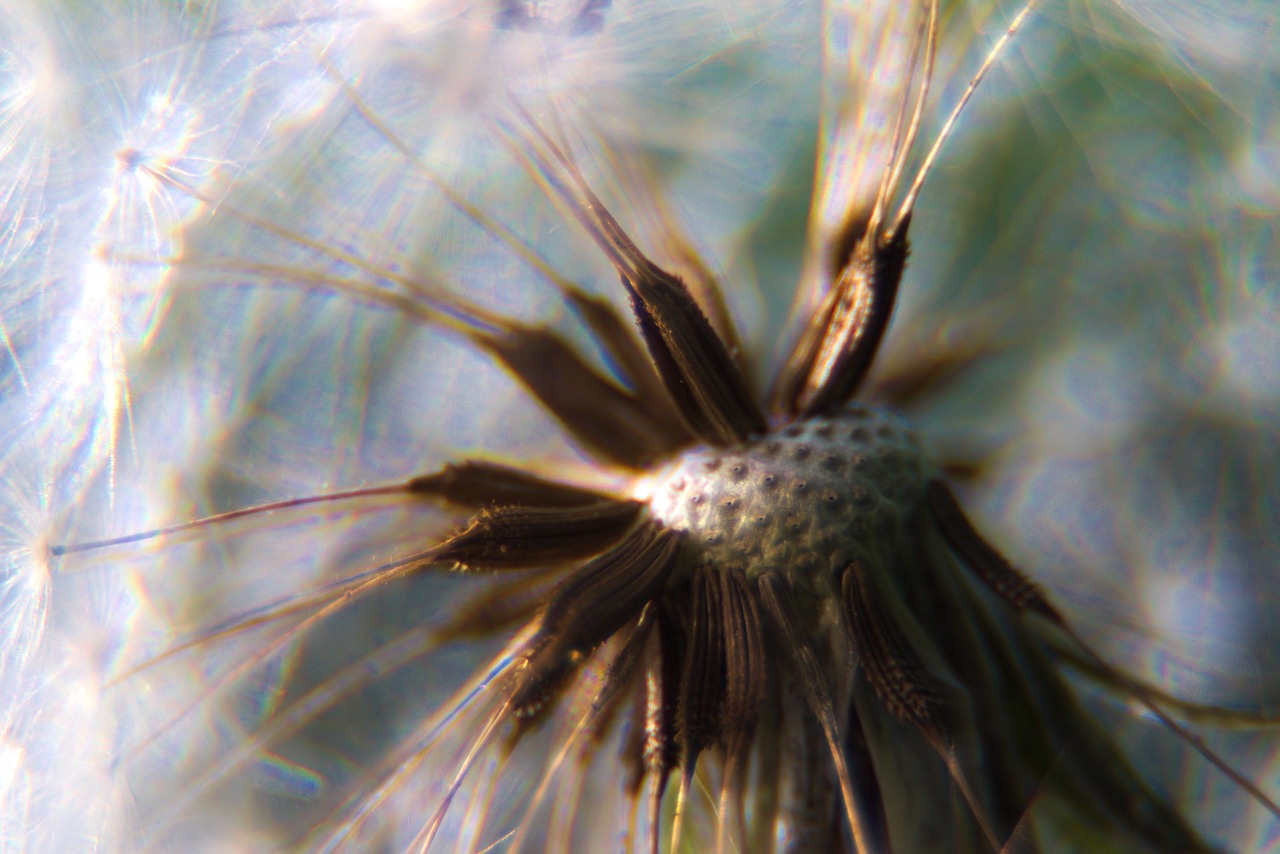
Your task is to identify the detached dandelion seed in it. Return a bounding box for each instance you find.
[6,0,1280,852]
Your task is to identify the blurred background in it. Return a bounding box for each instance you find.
[1,0,1277,850]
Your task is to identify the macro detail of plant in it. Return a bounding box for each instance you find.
[2,0,1279,852]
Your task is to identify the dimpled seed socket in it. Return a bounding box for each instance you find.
[643,406,930,584]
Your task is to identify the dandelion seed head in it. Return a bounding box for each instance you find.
[97,94,204,276]
[0,487,126,852]
[7,0,1280,851]
[644,406,927,585]
[0,484,52,683]
[0,6,64,249]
